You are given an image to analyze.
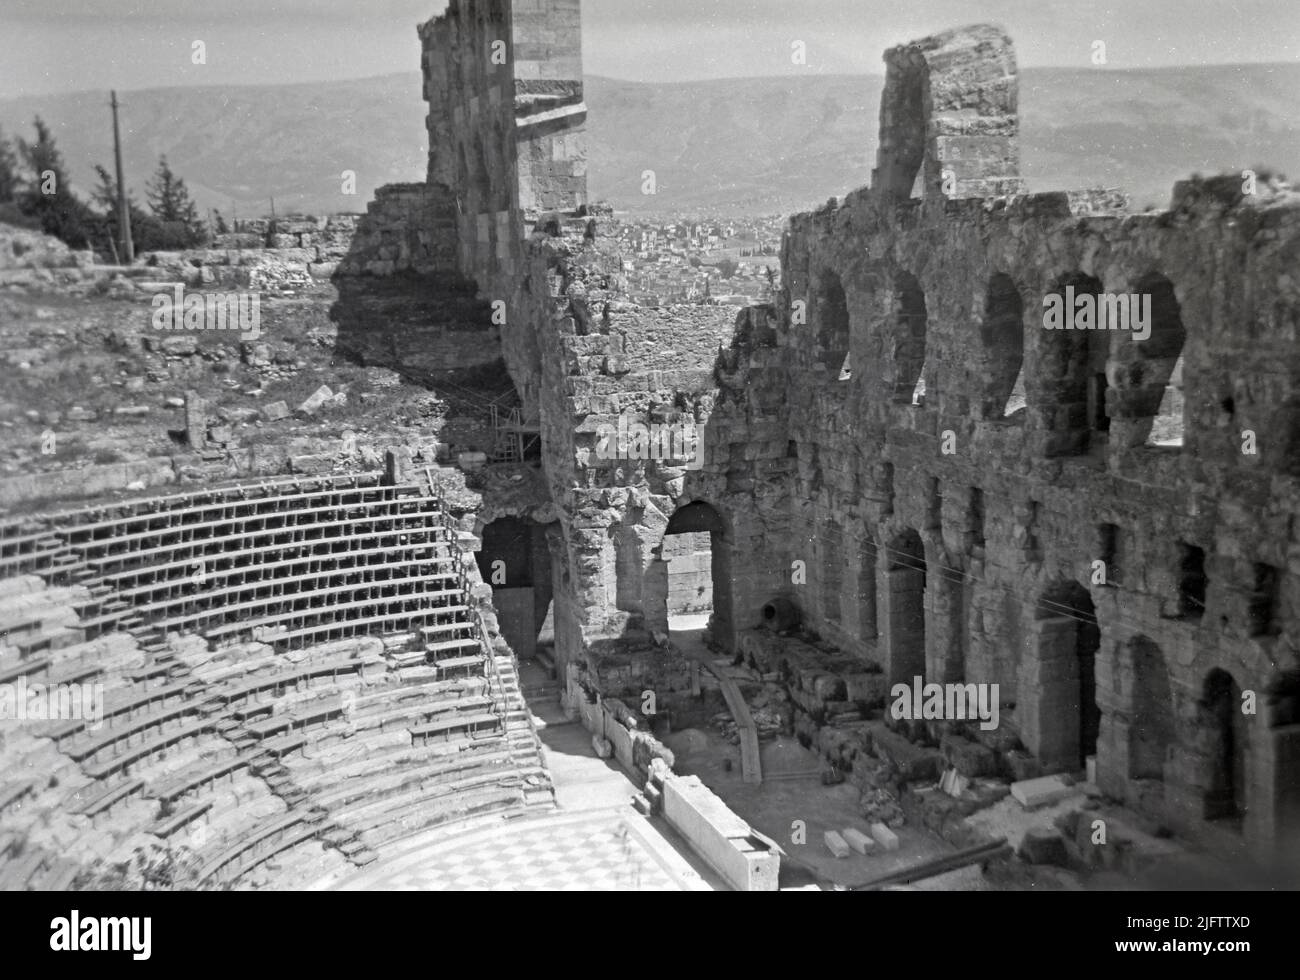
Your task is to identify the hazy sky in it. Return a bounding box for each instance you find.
[2,0,1297,97]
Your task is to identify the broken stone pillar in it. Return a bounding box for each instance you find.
[561,663,583,721]
[184,390,206,450]
[643,557,670,634]
[385,447,414,485]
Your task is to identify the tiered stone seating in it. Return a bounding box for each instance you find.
[0,474,553,890]
[0,527,71,577]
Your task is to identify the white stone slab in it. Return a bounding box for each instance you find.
[1010,774,1074,809]
[842,827,876,855]
[869,822,900,852]
[824,830,851,858]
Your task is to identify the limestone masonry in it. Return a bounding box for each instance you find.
[2,1,1296,892]
[350,2,1300,869]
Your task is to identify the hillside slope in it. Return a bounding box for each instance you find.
[1,64,1295,216]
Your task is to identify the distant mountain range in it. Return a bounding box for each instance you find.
[2,64,1296,218]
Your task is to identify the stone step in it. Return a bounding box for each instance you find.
[824,830,851,859]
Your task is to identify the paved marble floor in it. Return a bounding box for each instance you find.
[322,658,723,891]
[337,809,704,891]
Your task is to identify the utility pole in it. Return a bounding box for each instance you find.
[110,90,134,263]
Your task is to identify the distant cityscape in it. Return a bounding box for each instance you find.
[603,214,787,307]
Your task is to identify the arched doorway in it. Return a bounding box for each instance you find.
[1204,668,1246,825]
[980,273,1026,420]
[892,273,928,406]
[1034,582,1100,770]
[882,529,926,684]
[1040,272,1109,456]
[475,517,554,660]
[661,501,731,646]
[1135,274,1187,448]
[1106,273,1187,449]
[814,270,850,377]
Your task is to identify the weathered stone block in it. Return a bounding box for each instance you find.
[869,822,900,851]
[296,385,334,416]
[1010,775,1075,809]
[824,829,851,858]
[842,827,877,855]
[261,401,290,422]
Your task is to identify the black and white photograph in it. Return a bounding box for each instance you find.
[0,0,1296,946]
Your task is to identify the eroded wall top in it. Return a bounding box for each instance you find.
[419,0,587,286]
[872,24,1025,201]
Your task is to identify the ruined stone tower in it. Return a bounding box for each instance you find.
[353,10,1300,871]
[419,0,588,287]
[872,25,1026,201]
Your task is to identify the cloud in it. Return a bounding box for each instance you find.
[3,0,440,24]
[2,0,1296,98]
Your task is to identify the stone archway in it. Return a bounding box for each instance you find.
[1038,272,1109,457]
[647,501,733,649]
[891,272,928,406]
[813,270,851,376]
[881,529,926,685]
[979,273,1026,420]
[1203,668,1247,825]
[476,516,555,660]
[1024,582,1100,773]
[1112,273,1188,449]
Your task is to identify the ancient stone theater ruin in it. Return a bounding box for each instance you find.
[0,0,1297,890]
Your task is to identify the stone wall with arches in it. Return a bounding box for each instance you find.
[494,24,1300,866]
[736,46,1300,860]
[377,11,1300,867]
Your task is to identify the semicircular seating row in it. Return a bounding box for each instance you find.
[0,472,554,891]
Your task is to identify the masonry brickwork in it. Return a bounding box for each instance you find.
[379,5,1300,868]
[420,0,587,289]
[335,184,458,278]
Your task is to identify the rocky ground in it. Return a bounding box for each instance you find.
[0,223,517,515]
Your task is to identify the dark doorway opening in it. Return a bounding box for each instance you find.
[476,517,553,659]
[1204,668,1246,826]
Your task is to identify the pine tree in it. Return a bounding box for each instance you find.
[92,161,178,256]
[16,117,94,247]
[91,164,119,213]
[145,155,205,247]
[17,118,67,197]
[0,127,18,204]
